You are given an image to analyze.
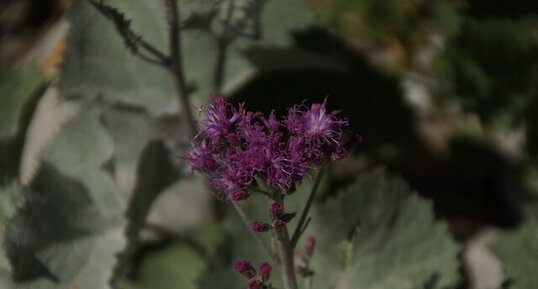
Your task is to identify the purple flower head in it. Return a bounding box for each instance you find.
[251,221,270,232]
[303,99,347,144]
[186,97,353,200]
[263,111,280,131]
[305,236,316,257]
[248,279,262,289]
[235,260,256,279]
[184,140,215,171]
[199,96,234,143]
[259,262,271,282]
[270,202,284,219]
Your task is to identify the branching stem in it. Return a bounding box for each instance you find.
[276,225,298,289]
[291,162,328,248]
[212,0,235,93]
[87,0,169,66]
[232,202,280,265]
[164,0,197,137]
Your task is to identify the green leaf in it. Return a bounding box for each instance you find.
[127,140,181,241]
[0,68,47,181]
[0,185,17,281]
[60,0,317,115]
[493,203,538,289]
[135,219,222,289]
[0,186,16,232]
[201,169,459,289]
[0,68,45,139]
[112,140,181,281]
[306,169,460,289]
[60,0,176,116]
[138,242,206,289]
[3,108,125,289]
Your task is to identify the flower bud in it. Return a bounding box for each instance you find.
[270,202,284,219]
[273,219,285,232]
[305,236,316,258]
[251,221,270,232]
[234,260,256,279]
[259,262,271,281]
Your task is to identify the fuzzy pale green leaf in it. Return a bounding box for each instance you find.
[60,0,176,116]
[306,169,460,289]
[3,108,125,289]
[493,203,538,289]
[139,242,206,289]
[60,0,317,114]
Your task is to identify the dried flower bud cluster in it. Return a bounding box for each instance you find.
[186,97,349,202]
[251,201,296,234]
[235,260,272,289]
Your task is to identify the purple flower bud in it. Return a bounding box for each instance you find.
[248,279,262,289]
[273,219,285,232]
[305,236,316,257]
[259,262,271,281]
[279,212,296,223]
[251,221,270,232]
[270,202,284,219]
[234,260,256,279]
[184,140,215,171]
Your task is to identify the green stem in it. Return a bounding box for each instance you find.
[291,163,328,248]
[232,202,280,265]
[164,0,197,137]
[276,226,298,289]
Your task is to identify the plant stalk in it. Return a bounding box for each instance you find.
[277,227,299,289]
[164,0,197,137]
[232,202,280,265]
[291,162,327,248]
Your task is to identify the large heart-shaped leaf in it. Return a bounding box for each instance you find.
[3,108,126,289]
[307,169,460,289]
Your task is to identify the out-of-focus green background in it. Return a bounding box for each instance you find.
[1,0,537,289]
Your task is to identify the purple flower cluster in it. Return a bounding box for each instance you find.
[235,260,272,289]
[186,97,349,202]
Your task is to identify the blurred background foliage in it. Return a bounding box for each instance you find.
[0,0,537,289]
